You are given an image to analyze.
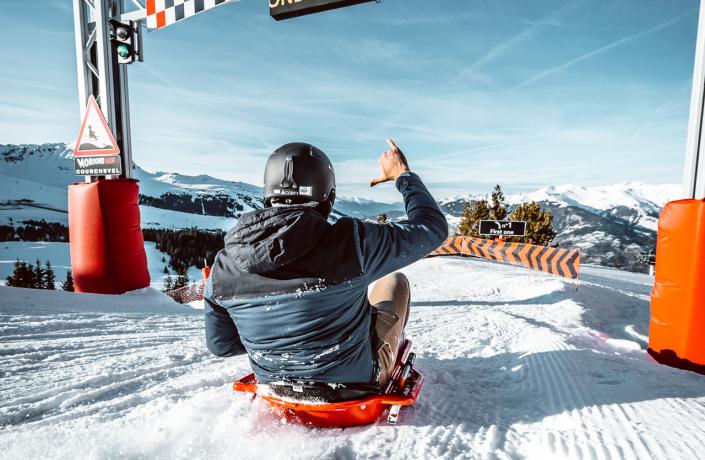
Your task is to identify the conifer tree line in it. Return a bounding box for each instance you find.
[0,222,225,275]
[142,228,225,274]
[4,259,72,290]
[6,259,75,291]
[139,193,247,218]
[0,219,69,242]
[458,185,556,246]
[1,222,224,291]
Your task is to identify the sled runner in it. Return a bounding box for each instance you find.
[232,339,423,428]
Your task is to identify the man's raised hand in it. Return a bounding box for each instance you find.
[370,139,411,187]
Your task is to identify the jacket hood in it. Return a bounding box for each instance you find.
[224,205,329,274]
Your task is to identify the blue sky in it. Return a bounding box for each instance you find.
[0,0,699,201]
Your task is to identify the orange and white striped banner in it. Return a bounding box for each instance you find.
[430,236,580,279]
[165,279,206,304]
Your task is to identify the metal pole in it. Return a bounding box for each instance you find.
[94,0,117,131]
[72,0,133,180]
[111,0,134,179]
[684,0,705,199]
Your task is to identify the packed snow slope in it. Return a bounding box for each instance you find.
[2,257,705,459]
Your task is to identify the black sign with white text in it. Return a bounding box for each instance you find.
[270,0,376,21]
[75,155,123,176]
[479,220,527,237]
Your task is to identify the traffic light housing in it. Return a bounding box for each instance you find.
[110,20,140,65]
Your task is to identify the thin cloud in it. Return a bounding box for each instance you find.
[458,0,587,77]
[512,9,698,90]
[415,131,556,165]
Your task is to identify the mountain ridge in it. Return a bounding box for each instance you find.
[1,142,679,272]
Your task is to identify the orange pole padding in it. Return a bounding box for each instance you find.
[68,179,150,294]
[429,236,580,279]
[648,199,705,373]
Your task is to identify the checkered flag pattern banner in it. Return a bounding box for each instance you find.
[146,0,238,29]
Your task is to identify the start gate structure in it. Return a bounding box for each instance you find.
[69,1,705,372]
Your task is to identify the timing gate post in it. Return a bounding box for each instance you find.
[70,0,150,294]
[648,0,705,373]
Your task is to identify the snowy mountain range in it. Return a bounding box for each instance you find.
[0,143,681,272]
[0,143,372,230]
[440,182,680,271]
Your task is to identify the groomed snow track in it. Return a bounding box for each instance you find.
[2,257,705,459]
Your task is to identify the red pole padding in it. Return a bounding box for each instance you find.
[68,179,150,294]
[648,199,705,374]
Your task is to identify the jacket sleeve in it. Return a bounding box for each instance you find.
[204,278,246,357]
[357,172,448,281]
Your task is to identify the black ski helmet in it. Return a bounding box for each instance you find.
[263,143,336,215]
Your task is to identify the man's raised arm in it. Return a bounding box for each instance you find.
[357,139,448,280]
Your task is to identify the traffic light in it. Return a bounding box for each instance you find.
[110,20,139,65]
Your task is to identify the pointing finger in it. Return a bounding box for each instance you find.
[370,176,390,187]
[386,139,399,151]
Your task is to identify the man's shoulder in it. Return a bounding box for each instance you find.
[330,215,359,230]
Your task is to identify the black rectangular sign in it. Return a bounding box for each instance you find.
[270,0,376,21]
[479,220,527,237]
[75,155,123,176]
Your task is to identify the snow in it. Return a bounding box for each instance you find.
[0,285,192,315]
[2,257,705,459]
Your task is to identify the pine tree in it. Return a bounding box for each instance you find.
[44,261,56,290]
[33,259,45,289]
[5,260,21,287]
[376,213,390,224]
[510,202,556,245]
[162,275,173,293]
[173,270,191,290]
[61,270,75,292]
[490,184,507,221]
[458,201,473,236]
[458,199,490,236]
[6,260,34,288]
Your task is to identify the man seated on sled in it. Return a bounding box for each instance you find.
[203,139,447,389]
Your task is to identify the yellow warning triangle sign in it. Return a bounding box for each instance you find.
[73,95,120,157]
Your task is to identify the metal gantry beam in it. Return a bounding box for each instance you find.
[684,0,705,199]
[73,0,136,180]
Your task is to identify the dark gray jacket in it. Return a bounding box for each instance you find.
[204,172,447,384]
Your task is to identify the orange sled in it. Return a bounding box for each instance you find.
[233,340,423,428]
